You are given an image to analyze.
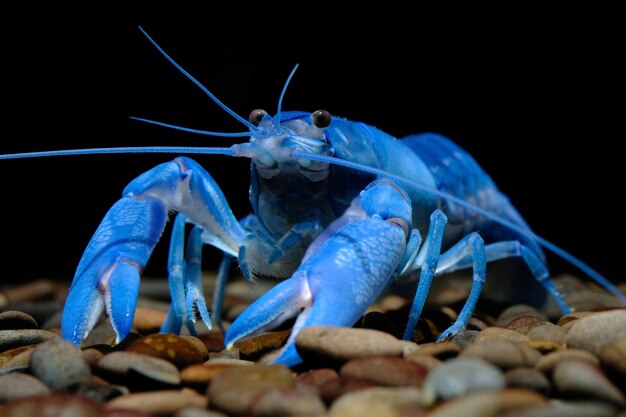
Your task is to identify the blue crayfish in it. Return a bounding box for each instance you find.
[4,28,625,366]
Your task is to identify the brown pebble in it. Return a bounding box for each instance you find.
[534,348,599,373]
[234,329,291,361]
[556,311,597,326]
[566,309,626,355]
[2,280,58,305]
[523,339,563,354]
[0,344,36,368]
[296,367,339,392]
[475,327,531,343]
[340,356,428,387]
[82,348,106,368]
[126,334,209,368]
[0,311,39,330]
[208,364,294,415]
[106,388,207,414]
[504,367,551,395]
[0,372,51,402]
[599,337,626,377]
[0,393,106,416]
[496,304,547,328]
[404,353,443,371]
[407,341,460,359]
[426,388,546,417]
[460,339,541,369]
[380,294,408,311]
[296,325,405,362]
[553,359,624,406]
[203,357,253,366]
[526,322,568,345]
[180,363,237,387]
[504,315,546,335]
[175,408,228,417]
[196,332,226,353]
[251,388,326,416]
[317,375,378,404]
[329,386,423,415]
[131,306,167,334]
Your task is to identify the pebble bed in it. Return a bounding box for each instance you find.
[0,273,625,417]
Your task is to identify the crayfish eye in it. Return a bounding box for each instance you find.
[311,110,332,128]
[249,109,268,126]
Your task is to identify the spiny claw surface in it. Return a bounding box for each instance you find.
[225,216,407,366]
[61,196,167,346]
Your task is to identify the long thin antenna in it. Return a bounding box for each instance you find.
[274,64,299,128]
[137,26,257,131]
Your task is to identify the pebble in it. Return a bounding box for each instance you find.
[426,388,547,417]
[106,388,207,415]
[0,311,39,330]
[552,359,624,406]
[126,334,209,369]
[234,329,291,361]
[330,386,423,410]
[474,327,531,343]
[29,338,91,391]
[460,339,542,369]
[340,356,428,387]
[0,329,60,351]
[207,364,294,415]
[0,372,51,402]
[317,375,378,404]
[449,329,480,347]
[180,363,237,388]
[96,351,181,387]
[0,279,58,305]
[504,367,551,395]
[197,332,226,353]
[295,367,339,395]
[175,407,229,417]
[0,344,36,368]
[566,309,626,355]
[404,353,443,371]
[250,388,326,416]
[599,337,626,377]
[526,322,569,345]
[422,357,505,404]
[499,400,622,417]
[504,315,546,335]
[407,341,460,359]
[0,393,107,417]
[534,348,599,373]
[131,306,167,334]
[295,325,406,362]
[496,304,547,327]
[523,339,563,354]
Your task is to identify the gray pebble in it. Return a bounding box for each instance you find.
[0,329,60,351]
[450,329,480,347]
[96,351,181,386]
[422,357,505,405]
[553,359,624,406]
[566,309,626,355]
[29,338,91,391]
[0,372,50,402]
[534,349,599,373]
[0,311,39,330]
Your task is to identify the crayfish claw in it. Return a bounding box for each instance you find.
[103,260,141,344]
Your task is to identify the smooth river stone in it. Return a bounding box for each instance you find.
[339,356,428,386]
[106,388,207,415]
[566,309,626,355]
[208,364,294,415]
[295,325,405,362]
[460,339,541,369]
[422,357,505,405]
[552,359,624,406]
[0,372,51,402]
[0,311,39,330]
[29,338,91,391]
[0,329,60,351]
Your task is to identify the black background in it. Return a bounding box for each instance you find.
[1,7,623,291]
